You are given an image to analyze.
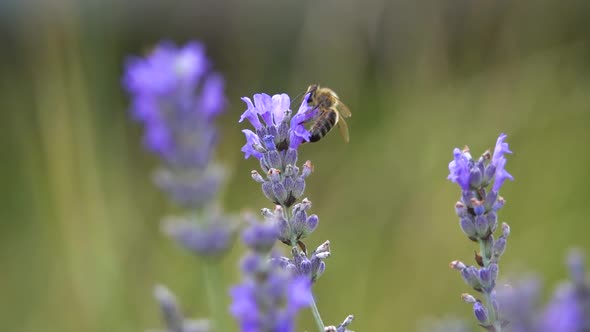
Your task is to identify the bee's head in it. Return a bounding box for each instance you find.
[306,84,319,97]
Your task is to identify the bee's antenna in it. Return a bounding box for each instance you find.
[291,90,307,106]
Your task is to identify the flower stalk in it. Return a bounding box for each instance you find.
[447,134,514,331]
[233,91,354,331]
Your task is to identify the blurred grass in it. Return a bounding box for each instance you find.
[2,0,590,331]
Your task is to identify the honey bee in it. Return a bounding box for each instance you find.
[305,84,352,143]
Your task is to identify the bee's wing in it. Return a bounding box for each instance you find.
[336,112,350,143]
[336,100,352,118]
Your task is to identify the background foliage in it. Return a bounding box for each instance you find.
[2,0,590,331]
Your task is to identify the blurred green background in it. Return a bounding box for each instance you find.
[2,0,590,331]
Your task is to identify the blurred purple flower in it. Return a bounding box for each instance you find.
[163,212,235,257]
[540,249,590,332]
[541,283,584,332]
[123,41,225,169]
[123,41,227,209]
[124,41,235,259]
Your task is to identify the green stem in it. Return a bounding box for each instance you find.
[310,293,325,332]
[478,239,490,266]
[203,261,227,332]
[479,239,501,331]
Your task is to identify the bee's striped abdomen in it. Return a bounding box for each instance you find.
[309,110,338,142]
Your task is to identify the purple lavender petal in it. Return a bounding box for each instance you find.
[448,148,471,191]
[241,129,263,160]
[239,97,263,130]
[254,93,274,127]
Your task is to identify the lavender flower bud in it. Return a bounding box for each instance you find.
[283,175,294,192]
[492,196,505,211]
[292,177,306,199]
[305,214,320,235]
[461,266,482,291]
[262,181,277,202]
[302,160,313,178]
[460,216,477,239]
[479,265,497,292]
[284,164,295,177]
[284,148,298,168]
[476,154,487,171]
[316,261,326,279]
[470,167,483,188]
[251,170,265,183]
[461,293,477,303]
[327,315,354,332]
[292,205,308,236]
[472,200,485,216]
[450,260,467,271]
[277,118,290,145]
[455,201,468,217]
[485,190,498,210]
[277,219,290,243]
[483,163,496,184]
[473,301,489,324]
[501,222,510,237]
[259,156,270,173]
[315,240,331,256]
[269,169,288,204]
[461,191,474,206]
[492,237,507,260]
[489,263,499,282]
[474,215,488,237]
[300,257,313,276]
[339,315,354,329]
[262,135,277,150]
[265,154,282,174]
[486,211,498,233]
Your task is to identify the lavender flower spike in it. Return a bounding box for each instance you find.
[540,249,590,332]
[123,41,234,258]
[447,134,514,331]
[123,41,226,208]
[124,42,234,332]
[493,250,590,332]
[237,90,354,332]
[239,93,317,208]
